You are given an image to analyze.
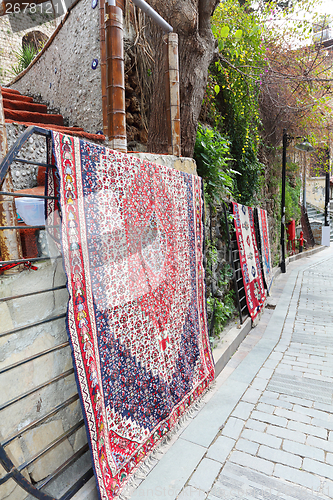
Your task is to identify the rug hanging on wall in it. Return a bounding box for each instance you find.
[256,208,274,294]
[49,132,214,500]
[232,202,266,320]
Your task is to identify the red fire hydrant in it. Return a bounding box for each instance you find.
[299,230,304,253]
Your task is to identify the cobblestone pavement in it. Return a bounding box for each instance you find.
[131,247,333,500]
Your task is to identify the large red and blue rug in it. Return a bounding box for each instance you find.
[49,132,214,499]
[232,202,266,320]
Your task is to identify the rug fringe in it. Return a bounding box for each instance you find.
[116,380,216,500]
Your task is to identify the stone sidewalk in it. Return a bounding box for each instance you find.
[129,246,333,500]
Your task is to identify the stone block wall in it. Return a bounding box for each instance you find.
[10,0,103,135]
[0,258,88,500]
[307,177,325,211]
[310,220,323,245]
[0,11,58,84]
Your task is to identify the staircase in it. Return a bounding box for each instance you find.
[1,87,105,142]
[306,202,333,241]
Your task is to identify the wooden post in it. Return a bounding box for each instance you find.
[105,3,127,152]
[0,88,23,267]
[164,32,181,157]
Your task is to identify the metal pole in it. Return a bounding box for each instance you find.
[303,152,307,208]
[280,129,287,273]
[131,0,173,33]
[325,170,330,227]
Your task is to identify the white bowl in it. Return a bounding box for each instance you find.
[15,197,45,226]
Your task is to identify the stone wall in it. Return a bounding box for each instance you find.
[307,177,325,211]
[0,10,59,84]
[0,258,89,500]
[10,0,103,135]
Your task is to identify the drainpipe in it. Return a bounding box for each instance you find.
[105,0,127,152]
[164,32,181,157]
[100,0,108,137]
[0,89,23,268]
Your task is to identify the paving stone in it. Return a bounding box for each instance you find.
[259,395,292,410]
[257,445,302,468]
[266,424,306,444]
[303,457,333,481]
[242,388,262,404]
[282,439,325,462]
[273,463,321,491]
[251,410,287,427]
[257,367,273,380]
[221,417,245,440]
[206,435,235,463]
[287,420,327,439]
[241,429,281,448]
[231,401,253,421]
[256,402,275,414]
[229,450,274,476]
[178,486,207,500]
[244,419,267,432]
[235,438,259,456]
[188,458,222,493]
[274,407,311,424]
[250,378,269,391]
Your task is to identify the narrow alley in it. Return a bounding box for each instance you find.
[127,247,333,500]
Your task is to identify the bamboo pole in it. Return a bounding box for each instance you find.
[0,88,23,268]
[105,3,127,152]
[164,32,181,157]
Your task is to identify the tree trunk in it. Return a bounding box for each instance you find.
[147,0,218,158]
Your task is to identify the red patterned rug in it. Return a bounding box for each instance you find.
[49,132,214,499]
[232,202,266,320]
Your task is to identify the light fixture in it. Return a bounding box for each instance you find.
[295,139,315,152]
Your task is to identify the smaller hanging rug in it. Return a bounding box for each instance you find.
[232,202,266,320]
[257,208,274,294]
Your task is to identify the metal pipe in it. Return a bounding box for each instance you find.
[0,341,69,374]
[0,191,57,200]
[14,158,56,168]
[132,0,173,32]
[38,446,91,490]
[2,394,79,446]
[105,4,127,151]
[0,312,66,338]
[0,255,62,268]
[0,368,74,411]
[17,420,85,472]
[281,129,287,273]
[0,284,66,303]
[0,87,23,268]
[100,0,108,136]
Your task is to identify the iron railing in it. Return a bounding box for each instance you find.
[0,126,93,500]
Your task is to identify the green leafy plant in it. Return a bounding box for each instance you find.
[208,289,237,338]
[194,124,236,203]
[11,44,37,75]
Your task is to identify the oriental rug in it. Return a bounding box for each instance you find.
[256,208,274,294]
[49,132,214,500]
[232,202,266,320]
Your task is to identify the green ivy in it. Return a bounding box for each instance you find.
[194,124,236,204]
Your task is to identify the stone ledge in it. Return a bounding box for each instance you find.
[213,317,252,377]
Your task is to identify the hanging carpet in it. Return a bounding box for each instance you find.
[48,132,214,500]
[256,208,274,294]
[232,202,266,320]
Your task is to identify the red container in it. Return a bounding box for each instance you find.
[287,219,296,241]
